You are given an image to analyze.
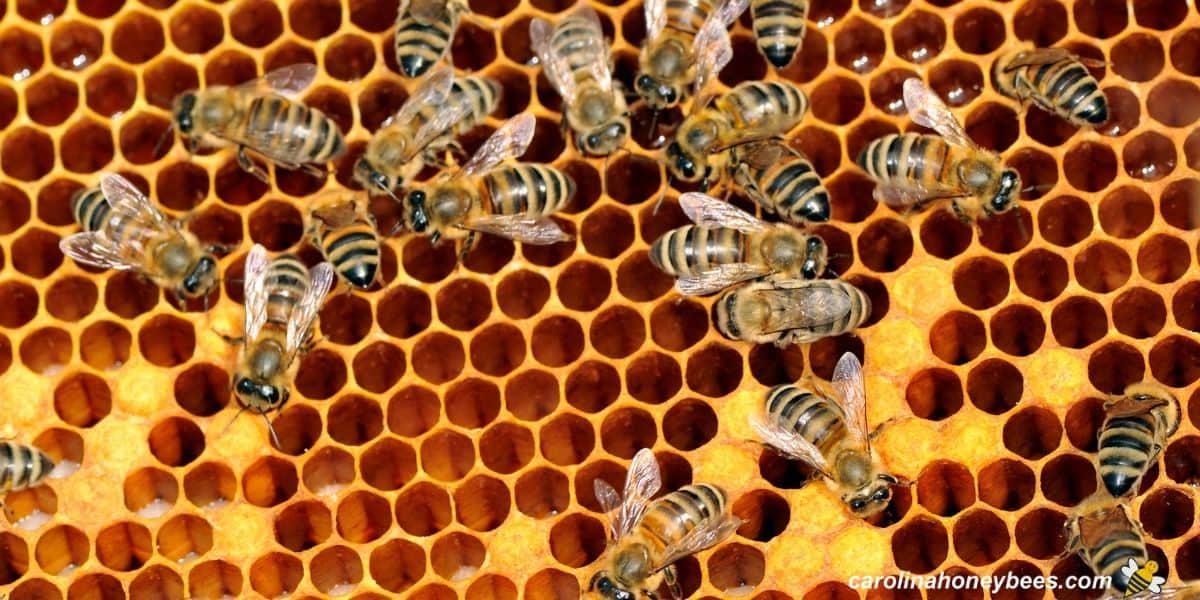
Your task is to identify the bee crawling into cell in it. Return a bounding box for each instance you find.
[162,64,346,184]
[751,352,907,518]
[1095,382,1180,499]
[60,173,221,307]
[588,448,742,599]
[993,46,1109,128]
[306,191,383,290]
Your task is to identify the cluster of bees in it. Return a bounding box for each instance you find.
[0,0,1180,598]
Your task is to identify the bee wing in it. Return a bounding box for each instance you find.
[286,262,335,354]
[242,244,272,341]
[462,214,573,245]
[384,65,454,130]
[902,78,976,150]
[1003,47,1074,70]
[679,192,768,232]
[238,64,318,100]
[644,0,667,43]
[870,178,962,209]
[737,140,795,169]
[59,232,142,271]
[831,351,870,449]
[1150,577,1167,593]
[677,263,772,296]
[691,0,747,98]
[410,86,476,152]
[750,413,831,475]
[657,513,743,570]
[600,448,662,542]
[530,18,579,104]
[754,280,853,332]
[594,478,623,515]
[100,173,171,230]
[459,113,536,178]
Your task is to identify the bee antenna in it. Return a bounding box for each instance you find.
[648,109,662,148]
[217,404,250,440]
[152,123,176,159]
[653,162,671,215]
[262,410,282,450]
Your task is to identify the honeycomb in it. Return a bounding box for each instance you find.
[0,0,1199,598]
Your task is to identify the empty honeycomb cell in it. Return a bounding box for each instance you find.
[1112,288,1167,338]
[1074,0,1129,39]
[1095,87,1141,138]
[356,79,406,132]
[825,173,877,223]
[3,127,55,182]
[271,405,322,456]
[1148,79,1200,127]
[169,4,223,53]
[686,343,743,398]
[1172,28,1200,75]
[552,261,610,313]
[1039,454,1096,506]
[891,517,949,574]
[96,522,153,571]
[15,230,66,280]
[67,573,125,600]
[467,575,518,600]
[154,163,209,212]
[0,281,38,329]
[917,460,976,517]
[616,251,673,303]
[0,184,30,235]
[919,210,973,260]
[929,311,986,366]
[26,75,79,127]
[326,34,376,82]
[606,155,664,208]
[834,17,885,73]
[1124,131,1177,181]
[967,103,1021,154]
[148,416,206,468]
[953,8,1006,55]
[1013,249,1068,302]
[1135,0,1188,29]
[953,257,1009,310]
[247,199,305,251]
[810,76,865,126]
[1013,508,1068,559]
[1050,297,1108,349]
[977,459,1036,511]
[53,372,111,428]
[214,161,269,207]
[35,525,88,575]
[1139,487,1194,539]
[309,546,363,594]
[1063,142,1117,192]
[660,398,717,452]
[10,579,60,600]
[420,429,475,482]
[952,509,1010,566]
[369,539,426,594]
[377,285,432,339]
[600,407,657,459]
[138,314,196,367]
[548,513,606,568]
[0,533,28,585]
[905,368,963,420]
[1003,407,1061,460]
[620,351,682,407]
[1074,241,1131,293]
[494,271,551,321]
[230,0,284,48]
[130,565,187,600]
[513,467,571,519]
[977,208,1034,255]
[243,456,299,507]
[1149,335,1200,387]
[123,467,179,518]
[707,543,765,594]
[402,238,458,284]
[249,552,303,598]
[466,323,523,377]
[1088,341,1146,394]
[479,422,534,474]
[119,114,174,164]
[62,119,116,173]
[1176,283,1200,332]
[442,379,501,429]
[386,387,440,439]
[189,566,244,600]
[1165,437,1200,485]
[348,342,405,395]
[1162,178,1200,231]
[301,447,355,496]
[293,349,348,400]
[540,413,595,466]
[1063,397,1105,453]
[112,12,166,65]
[336,490,392,543]
[989,305,1045,357]
[557,362,617,416]
[747,344,805,387]
[1011,0,1067,45]
[412,331,467,383]
[17,0,65,24]
[452,474,511,533]
[0,27,43,80]
[1098,186,1154,239]
[1113,33,1166,83]
[581,207,635,260]
[20,327,72,374]
[588,306,644,359]
[857,218,913,273]
[649,298,711,352]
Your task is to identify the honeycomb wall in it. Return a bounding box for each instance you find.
[0,0,1198,598]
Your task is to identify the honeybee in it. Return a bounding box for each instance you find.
[993,47,1109,128]
[589,448,741,599]
[0,441,55,494]
[307,192,381,290]
[715,276,871,346]
[1097,383,1180,498]
[750,0,808,68]
[649,192,827,296]
[1124,559,1168,597]
[636,0,748,110]
[531,5,629,156]
[402,113,575,251]
[394,0,469,78]
[167,64,346,183]
[226,244,334,447]
[666,80,809,185]
[857,78,1020,223]
[354,66,501,197]
[751,352,902,517]
[729,139,830,226]
[60,173,219,303]
[1067,494,1161,597]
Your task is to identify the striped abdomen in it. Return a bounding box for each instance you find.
[857,133,952,188]
[649,226,747,277]
[664,0,716,36]
[319,224,380,289]
[715,278,870,345]
[264,255,312,331]
[636,484,727,558]
[482,164,575,217]
[394,2,463,78]
[1098,414,1158,497]
[1086,528,1146,594]
[739,154,829,225]
[1003,57,1107,127]
[751,0,807,68]
[241,96,345,165]
[718,81,809,133]
[71,186,110,232]
[765,384,846,455]
[0,442,55,493]
[413,75,501,138]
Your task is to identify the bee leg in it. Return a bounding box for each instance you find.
[298,163,326,179]
[236,147,271,183]
[213,330,245,346]
[663,565,681,599]
[458,231,478,263]
[868,416,911,441]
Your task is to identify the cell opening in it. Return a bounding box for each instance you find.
[249,553,303,598]
[360,438,418,491]
[497,270,550,319]
[556,260,612,311]
[242,456,298,507]
[1149,335,1200,387]
[1051,296,1108,349]
[128,565,184,599]
[1124,131,1177,182]
[531,317,584,367]
[95,522,153,571]
[1074,241,1131,294]
[1013,249,1068,302]
[891,517,949,574]
[952,258,1009,309]
[515,467,571,519]
[917,461,976,517]
[53,372,111,428]
[1040,454,1097,506]
[310,546,363,595]
[651,299,708,352]
[183,462,236,509]
[989,305,1045,357]
[1015,508,1068,559]
[1112,288,1167,339]
[549,514,606,569]
[148,416,205,467]
[834,17,886,73]
[388,386,441,437]
[4,485,56,531]
[157,514,212,563]
[327,393,384,446]
[905,368,964,421]
[370,539,426,593]
[664,399,718,452]
[540,413,595,466]
[34,525,88,575]
[454,475,511,532]
[590,306,645,359]
[336,490,392,544]
[707,543,766,594]
[685,343,744,398]
[600,408,658,459]
[413,332,466,383]
[420,430,475,482]
[733,489,790,542]
[929,311,986,366]
[479,422,534,475]
[977,459,1037,511]
[437,278,492,331]
[1138,233,1191,284]
[1139,488,1194,539]
[1088,342,1146,394]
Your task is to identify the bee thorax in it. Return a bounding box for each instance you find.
[157,241,194,277]
[835,451,873,487]
[651,42,686,77]
[613,545,652,585]
[249,342,285,379]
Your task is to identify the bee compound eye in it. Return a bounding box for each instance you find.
[235,378,255,396]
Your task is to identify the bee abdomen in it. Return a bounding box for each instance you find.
[245,97,345,164]
[71,186,111,233]
[857,133,945,185]
[665,0,714,35]
[766,384,845,452]
[1090,533,1146,592]
[760,157,830,224]
[0,442,55,493]
[394,16,458,78]
[639,483,727,552]
[484,164,575,217]
[1097,415,1156,497]
[265,255,311,326]
[649,226,746,276]
[724,81,809,130]
[451,77,502,133]
[751,0,806,68]
[324,227,380,289]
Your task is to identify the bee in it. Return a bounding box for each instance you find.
[993,47,1108,128]
[402,113,575,251]
[857,78,1020,223]
[1123,558,1167,597]
[729,139,830,225]
[636,0,748,110]
[167,64,346,183]
[666,80,809,185]
[589,448,741,599]
[1066,494,1161,596]
[226,244,334,447]
[531,5,629,156]
[307,192,381,290]
[715,276,871,346]
[60,173,219,303]
[1097,382,1180,498]
[750,0,808,68]
[649,192,827,296]
[394,0,470,78]
[353,66,501,197]
[751,352,901,517]
[0,441,55,494]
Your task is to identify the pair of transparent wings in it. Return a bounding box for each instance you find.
[646,0,749,100]
[747,277,855,335]
[530,6,613,106]
[1003,47,1103,72]
[593,448,742,570]
[59,174,179,275]
[673,192,773,295]
[241,244,335,355]
[750,352,870,477]
[378,66,472,160]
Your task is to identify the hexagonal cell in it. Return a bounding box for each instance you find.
[369,539,426,594]
[1162,178,1200,230]
[952,509,1010,566]
[9,578,62,600]
[978,459,1036,511]
[893,11,945,64]
[112,11,166,65]
[549,513,606,569]
[1037,196,1094,247]
[650,298,708,352]
[26,74,78,127]
[686,343,744,398]
[337,490,392,543]
[249,552,303,598]
[616,251,673,302]
[53,372,111,428]
[0,27,44,81]
[835,17,885,73]
[230,0,284,48]
[1013,249,1068,302]
[906,368,963,421]
[19,327,72,375]
[891,517,948,574]
[810,76,865,125]
[952,257,1009,310]
[1088,341,1147,395]
[541,413,595,466]
[0,281,37,328]
[2,127,55,182]
[4,484,56,531]
[1112,33,1165,83]
[1041,454,1097,506]
[1063,141,1117,193]
[917,461,975,517]
[420,429,475,482]
[157,513,213,563]
[95,522,153,571]
[453,474,510,532]
[1075,241,1132,294]
[242,456,298,508]
[189,560,244,600]
[989,305,1045,357]
[1074,0,1128,39]
[497,269,551,319]
[600,407,658,459]
[1148,335,1200,387]
[919,210,972,259]
[858,218,913,272]
[35,525,88,575]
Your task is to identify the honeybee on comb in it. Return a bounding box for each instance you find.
[1096,382,1180,499]
[750,0,808,68]
[728,138,831,226]
[0,441,56,495]
[635,0,748,110]
[306,191,382,290]
[714,275,871,346]
[394,0,470,78]
[993,46,1109,128]
[1066,494,1164,597]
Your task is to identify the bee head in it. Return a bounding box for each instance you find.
[406,189,431,234]
[666,141,709,183]
[234,376,289,410]
[173,92,197,135]
[988,168,1020,215]
[636,74,680,109]
[581,122,629,156]
[588,572,636,600]
[182,254,218,298]
[846,474,899,518]
[353,156,395,194]
[800,236,828,279]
